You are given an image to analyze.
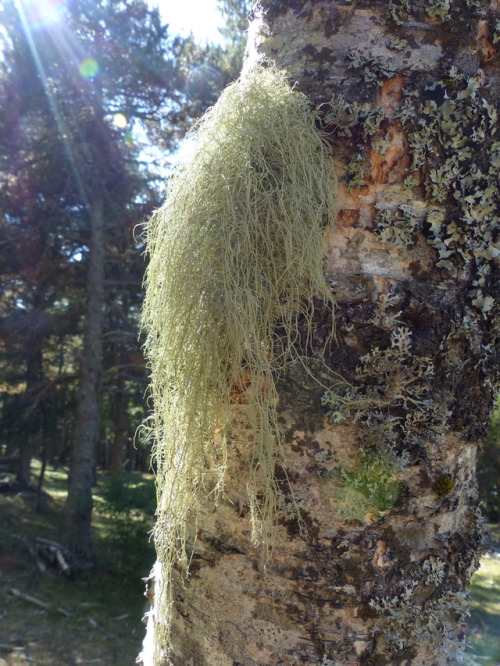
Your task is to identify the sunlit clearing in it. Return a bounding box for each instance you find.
[79,57,99,78]
[113,113,127,129]
[14,0,66,29]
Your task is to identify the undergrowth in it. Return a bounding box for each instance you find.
[141,64,337,660]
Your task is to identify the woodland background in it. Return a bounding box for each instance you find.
[0,0,498,664]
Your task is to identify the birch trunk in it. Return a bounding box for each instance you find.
[140,1,499,663]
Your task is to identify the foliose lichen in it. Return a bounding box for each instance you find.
[369,582,469,655]
[322,325,450,466]
[375,204,421,247]
[383,0,486,24]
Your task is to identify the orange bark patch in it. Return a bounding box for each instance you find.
[477,20,496,64]
[337,182,365,210]
[359,203,375,228]
[336,208,360,228]
[375,74,406,116]
[229,370,269,405]
[229,370,253,404]
[371,274,395,296]
[372,540,393,569]
[369,125,409,184]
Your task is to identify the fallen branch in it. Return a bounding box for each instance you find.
[8,588,71,616]
[8,587,51,611]
[13,535,47,573]
[0,642,25,651]
[35,537,71,575]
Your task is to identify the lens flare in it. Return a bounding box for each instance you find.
[16,0,66,30]
[79,58,99,79]
[186,64,224,103]
[113,113,127,129]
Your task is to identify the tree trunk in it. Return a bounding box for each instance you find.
[140,1,499,663]
[109,355,127,474]
[16,345,43,488]
[60,194,105,566]
[16,284,47,489]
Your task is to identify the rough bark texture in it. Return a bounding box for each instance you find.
[140,1,499,664]
[60,194,104,565]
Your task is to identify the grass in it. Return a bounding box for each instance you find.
[466,524,500,665]
[0,463,155,666]
[0,463,498,664]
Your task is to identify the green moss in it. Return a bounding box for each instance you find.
[141,64,337,660]
[434,474,454,498]
[330,447,401,522]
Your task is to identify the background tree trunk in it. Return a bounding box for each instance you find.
[16,345,43,488]
[60,194,104,565]
[110,366,127,474]
[140,1,499,663]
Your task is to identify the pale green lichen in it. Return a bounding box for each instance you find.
[319,94,384,140]
[347,50,399,87]
[370,582,469,654]
[372,138,388,154]
[394,68,499,338]
[403,174,417,190]
[345,152,367,192]
[388,37,409,51]
[384,0,485,24]
[422,556,447,585]
[426,0,452,21]
[323,325,450,466]
[141,64,337,661]
[375,204,420,247]
[315,444,400,523]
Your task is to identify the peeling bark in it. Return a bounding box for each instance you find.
[140,1,499,663]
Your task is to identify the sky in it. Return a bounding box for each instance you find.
[149,0,224,44]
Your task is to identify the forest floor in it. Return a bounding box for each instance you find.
[0,464,499,665]
[467,523,500,666]
[0,463,156,666]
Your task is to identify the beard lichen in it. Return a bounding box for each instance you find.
[141,65,337,661]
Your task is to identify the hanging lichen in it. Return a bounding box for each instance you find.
[141,64,337,661]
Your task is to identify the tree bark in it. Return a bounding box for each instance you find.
[140,1,499,663]
[60,194,104,566]
[110,366,127,474]
[16,345,43,488]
